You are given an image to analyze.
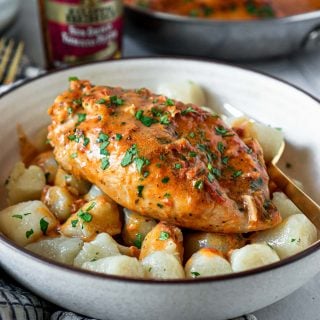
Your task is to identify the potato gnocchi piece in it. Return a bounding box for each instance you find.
[229,243,280,272]
[142,251,185,280]
[31,151,58,184]
[60,196,121,240]
[83,184,106,202]
[185,248,232,278]
[139,222,183,262]
[251,214,317,259]
[156,81,207,106]
[231,117,284,162]
[272,192,301,219]
[74,233,120,267]
[55,167,91,196]
[82,255,144,278]
[0,200,58,246]
[122,208,157,248]
[6,162,46,205]
[25,236,83,265]
[184,231,246,261]
[42,186,75,222]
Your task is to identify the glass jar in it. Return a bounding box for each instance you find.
[38,0,123,69]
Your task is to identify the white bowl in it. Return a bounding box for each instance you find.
[0,58,319,320]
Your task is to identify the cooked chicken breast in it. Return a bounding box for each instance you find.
[48,79,281,233]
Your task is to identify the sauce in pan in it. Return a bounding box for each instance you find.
[126,0,320,19]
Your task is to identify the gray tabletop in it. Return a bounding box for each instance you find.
[5,1,320,319]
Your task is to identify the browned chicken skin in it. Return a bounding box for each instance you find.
[48,80,281,233]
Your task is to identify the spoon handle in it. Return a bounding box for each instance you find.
[268,162,320,229]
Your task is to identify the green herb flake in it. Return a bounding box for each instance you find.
[110,95,124,106]
[194,180,204,190]
[135,110,158,127]
[189,151,197,158]
[191,271,200,278]
[40,218,49,235]
[70,152,78,159]
[68,76,79,81]
[174,163,182,169]
[134,233,143,249]
[222,156,229,165]
[115,133,122,141]
[83,137,90,147]
[76,113,87,125]
[159,231,170,240]
[121,144,138,167]
[164,193,171,198]
[157,203,164,208]
[165,98,174,106]
[71,219,79,228]
[78,210,93,223]
[98,132,109,143]
[68,134,77,141]
[12,214,23,219]
[217,142,225,153]
[25,229,34,239]
[24,213,31,216]
[250,177,263,191]
[101,157,110,170]
[189,132,195,138]
[181,106,196,115]
[161,177,170,184]
[137,185,144,198]
[208,172,215,183]
[160,114,170,125]
[215,126,234,137]
[232,170,243,179]
[134,157,150,174]
[67,107,73,115]
[96,98,107,104]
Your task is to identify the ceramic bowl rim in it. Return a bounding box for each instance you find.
[0,56,320,285]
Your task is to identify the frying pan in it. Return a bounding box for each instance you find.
[125,5,320,60]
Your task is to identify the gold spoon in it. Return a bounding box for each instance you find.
[267,141,320,228]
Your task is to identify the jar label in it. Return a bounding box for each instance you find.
[44,0,123,66]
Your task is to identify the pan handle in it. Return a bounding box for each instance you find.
[302,26,320,51]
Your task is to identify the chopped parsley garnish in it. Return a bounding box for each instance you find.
[71,219,79,228]
[110,95,124,106]
[151,107,163,117]
[73,98,82,105]
[161,177,170,184]
[96,98,107,104]
[121,144,138,167]
[137,185,144,198]
[67,107,73,115]
[26,229,34,239]
[191,271,200,277]
[217,142,225,153]
[24,213,31,216]
[164,193,171,198]
[135,110,158,127]
[160,114,170,125]
[250,177,263,190]
[143,171,150,178]
[101,157,110,170]
[100,141,110,155]
[159,231,170,240]
[194,180,204,190]
[68,134,77,141]
[98,132,109,143]
[165,98,174,106]
[189,132,195,138]
[68,76,79,81]
[70,152,78,159]
[77,113,86,124]
[78,211,93,222]
[174,163,182,169]
[222,156,229,165]
[12,214,22,219]
[215,126,234,137]
[157,203,164,208]
[208,172,215,183]
[40,218,49,235]
[134,233,143,249]
[115,133,122,141]
[83,137,90,147]
[232,170,243,179]
[181,106,196,115]
[189,151,197,158]
[134,157,150,174]
[211,168,221,179]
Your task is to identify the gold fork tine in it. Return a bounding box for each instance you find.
[0,38,5,54]
[0,39,14,81]
[3,41,24,84]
